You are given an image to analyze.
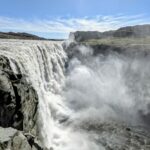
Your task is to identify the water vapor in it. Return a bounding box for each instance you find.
[63,45,150,128]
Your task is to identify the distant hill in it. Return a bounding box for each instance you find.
[0,32,65,41]
[0,32,47,40]
[70,24,150,42]
[114,24,150,37]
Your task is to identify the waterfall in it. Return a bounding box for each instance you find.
[0,39,69,148]
[0,39,150,150]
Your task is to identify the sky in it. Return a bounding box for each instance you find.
[0,0,150,39]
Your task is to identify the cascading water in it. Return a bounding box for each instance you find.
[0,39,150,150]
[0,39,69,149]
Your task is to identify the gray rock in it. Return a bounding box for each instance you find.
[114,24,150,38]
[0,127,31,150]
[12,132,32,150]
[69,31,114,42]
[70,24,150,42]
[0,55,42,149]
[0,127,43,150]
[0,55,38,135]
[0,127,17,143]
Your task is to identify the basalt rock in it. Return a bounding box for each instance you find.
[70,24,150,42]
[0,127,43,150]
[0,55,41,149]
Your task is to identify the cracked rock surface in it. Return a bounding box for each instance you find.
[0,55,43,150]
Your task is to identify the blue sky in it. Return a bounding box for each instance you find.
[0,0,150,39]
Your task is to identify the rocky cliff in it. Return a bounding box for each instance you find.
[63,31,150,150]
[0,55,43,150]
[66,24,150,58]
[70,24,150,42]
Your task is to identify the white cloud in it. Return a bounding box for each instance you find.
[0,14,149,37]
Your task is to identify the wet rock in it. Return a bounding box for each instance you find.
[0,55,41,149]
[0,127,43,150]
[0,127,31,150]
[0,55,38,135]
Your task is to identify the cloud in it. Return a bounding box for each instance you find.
[0,14,149,38]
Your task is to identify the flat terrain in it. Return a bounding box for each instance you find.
[82,36,150,46]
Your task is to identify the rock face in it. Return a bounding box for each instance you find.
[69,30,114,42]
[0,55,38,134]
[0,127,43,150]
[0,127,31,150]
[114,24,150,38]
[70,24,150,42]
[78,122,150,150]
[0,55,42,149]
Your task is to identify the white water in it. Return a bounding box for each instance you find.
[0,39,70,149]
[0,40,101,150]
[0,39,150,150]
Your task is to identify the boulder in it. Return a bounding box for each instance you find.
[0,127,43,150]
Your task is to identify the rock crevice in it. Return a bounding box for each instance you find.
[0,55,41,150]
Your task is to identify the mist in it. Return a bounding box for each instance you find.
[63,45,150,128]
